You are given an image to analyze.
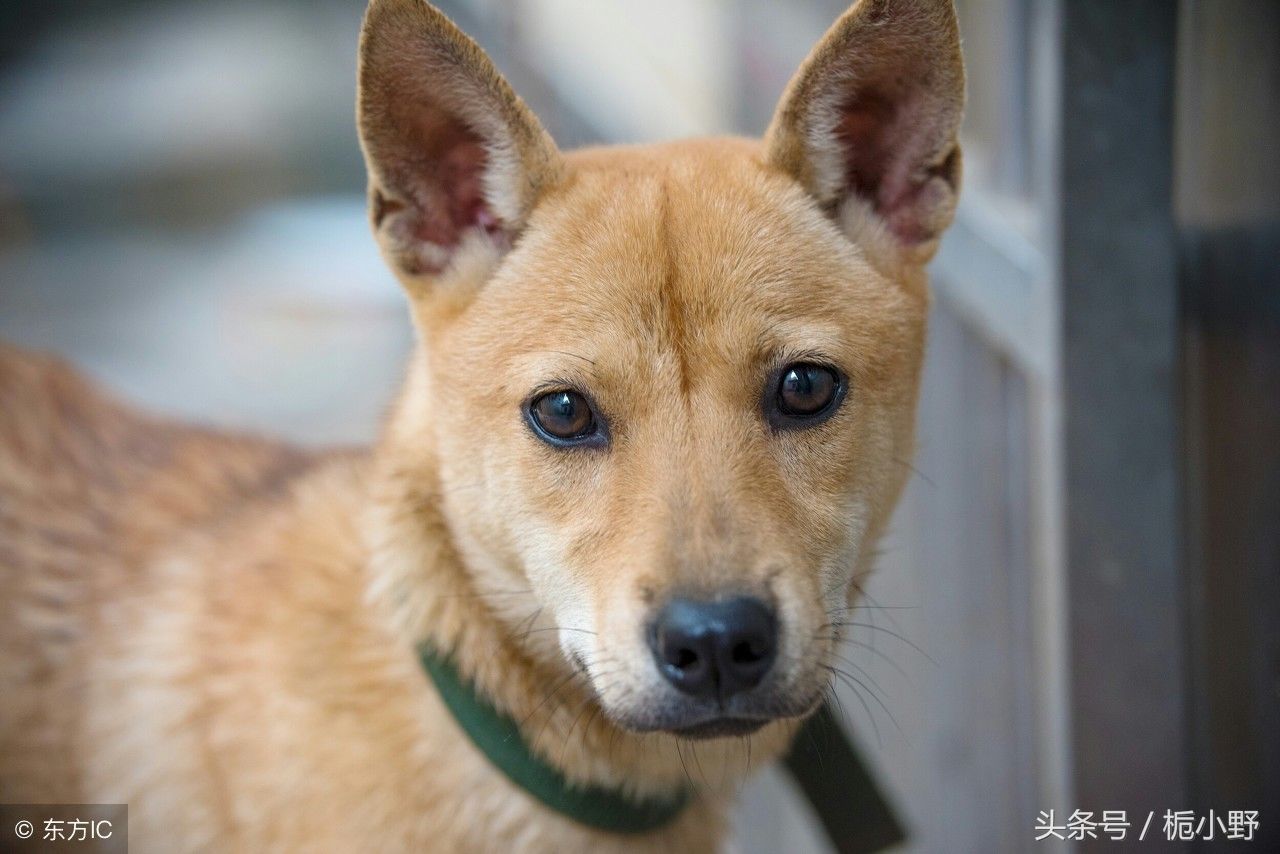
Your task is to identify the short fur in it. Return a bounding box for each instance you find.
[0,1,964,850]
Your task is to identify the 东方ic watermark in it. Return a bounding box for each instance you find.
[1,804,127,853]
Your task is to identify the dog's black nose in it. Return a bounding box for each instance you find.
[649,597,777,701]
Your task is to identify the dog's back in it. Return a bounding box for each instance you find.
[0,346,315,801]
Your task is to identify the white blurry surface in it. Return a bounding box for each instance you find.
[0,196,410,445]
[0,2,360,189]
[516,0,735,142]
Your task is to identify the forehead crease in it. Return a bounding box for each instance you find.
[489,172,686,394]
[662,175,798,362]
[655,177,693,398]
[516,153,850,385]
[551,169,697,392]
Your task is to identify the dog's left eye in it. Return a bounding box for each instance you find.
[767,362,845,428]
[526,390,603,446]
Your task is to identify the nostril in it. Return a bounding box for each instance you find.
[731,639,768,665]
[667,646,700,671]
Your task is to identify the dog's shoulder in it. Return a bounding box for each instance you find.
[0,344,372,802]
[0,344,121,472]
[0,343,317,540]
[0,343,190,502]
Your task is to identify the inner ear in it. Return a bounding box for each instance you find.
[358,0,561,285]
[764,0,965,260]
[836,89,962,246]
[369,120,500,264]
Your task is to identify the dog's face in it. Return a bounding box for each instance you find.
[359,0,963,737]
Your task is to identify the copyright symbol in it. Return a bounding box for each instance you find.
[14,820,33,839]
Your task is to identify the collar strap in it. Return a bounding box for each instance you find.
[417,643,692,834]
[783,702,906,853]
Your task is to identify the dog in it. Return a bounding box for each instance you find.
[0,0,963,850]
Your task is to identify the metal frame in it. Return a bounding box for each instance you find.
[935,0,1191,838]
[1057,0,1187,817]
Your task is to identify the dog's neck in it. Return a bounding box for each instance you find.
[361,408,796,802]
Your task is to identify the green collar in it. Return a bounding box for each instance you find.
[417,643,692,834]
[418,643,906,851]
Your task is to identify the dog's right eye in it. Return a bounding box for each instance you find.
[526,391,604,447]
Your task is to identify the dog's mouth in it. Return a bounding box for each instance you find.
[599,695,802,740]
[667,717,768,740]
[595,685,830,741]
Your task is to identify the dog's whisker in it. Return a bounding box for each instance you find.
[516,667,580,732]
[827,650,893,708]
[825,663,902,740]
[823,665,882,747]
[608,714,622,767]
[673,739,694,789]
[537,349,598,368]
[847,583,912,637]
[532,672,591,750]
[825,603,918,615]
[520,626,597,636]
[581,703,605,753]
[515,607,545,646]
[688,740,707,787]
[891,454,936,489]
[825,621,936,666]
[822,684,850,736]
[820,574,849,602]
[559,690,600,768]
[837,637,913,683]
[823,685,859,756]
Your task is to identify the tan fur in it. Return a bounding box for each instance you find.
[0,1,963,851]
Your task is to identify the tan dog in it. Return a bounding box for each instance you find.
[0,0,963,850]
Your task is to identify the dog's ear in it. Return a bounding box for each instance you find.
[764,0,965,267]
[357,0,562,285]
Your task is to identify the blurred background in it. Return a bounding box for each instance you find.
[1,1,1276,851]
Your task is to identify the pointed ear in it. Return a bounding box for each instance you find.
[764,0,965,266]
[357,0,563,285]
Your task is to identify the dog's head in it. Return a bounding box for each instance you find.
[359,0,963,739]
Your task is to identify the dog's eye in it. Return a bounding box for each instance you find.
[769,363,845,427]
[527,390,601,445]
